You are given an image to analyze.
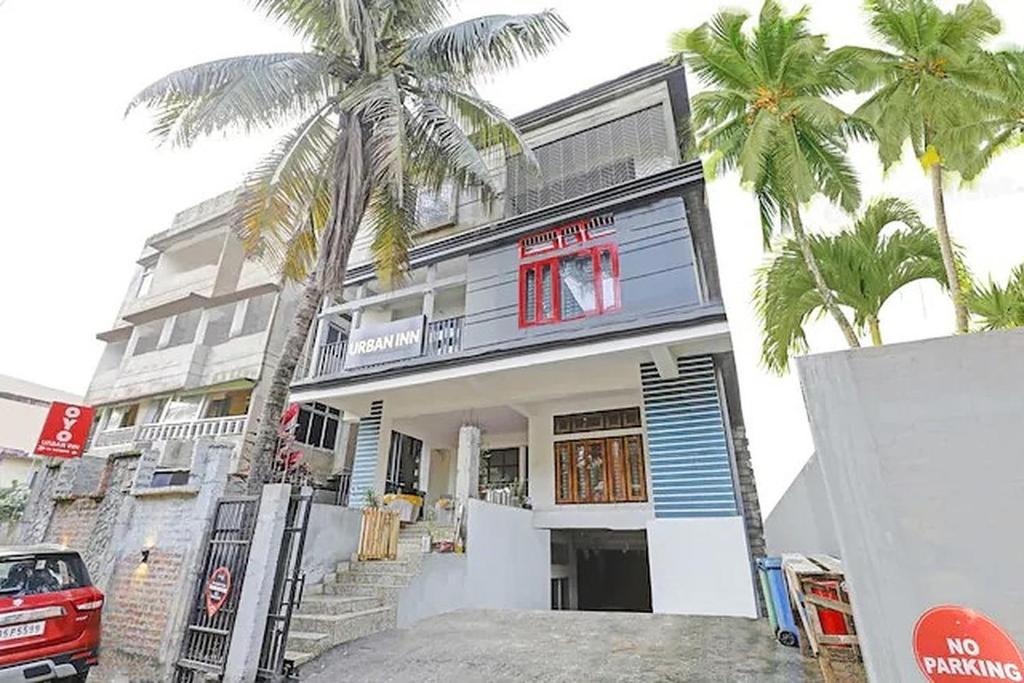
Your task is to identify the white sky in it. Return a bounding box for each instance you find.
[1,0,1022,512]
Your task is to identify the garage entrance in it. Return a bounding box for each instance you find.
[550,530,652,612]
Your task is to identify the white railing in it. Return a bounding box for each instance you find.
[136,415,247,442]
[482,486,518,507]
[315,340,347,377]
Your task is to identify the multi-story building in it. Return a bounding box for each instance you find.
[84,192,350,490]
[290,63,766,616]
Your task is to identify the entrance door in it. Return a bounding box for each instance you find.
[386,432,423,494]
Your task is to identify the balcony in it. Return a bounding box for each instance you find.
[88,415,248,454]
[310,316,464,379]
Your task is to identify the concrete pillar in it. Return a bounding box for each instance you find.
[454,425,481,504]
[222,484,291,683]
[418,444,431,495]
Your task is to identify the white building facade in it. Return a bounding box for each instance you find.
[291,64,766,617]
[84,192,351,492]
[0,375,82,488]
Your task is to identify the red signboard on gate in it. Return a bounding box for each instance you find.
[914,605,1024,682]
[33,402,95,459]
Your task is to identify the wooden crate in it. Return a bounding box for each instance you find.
[358,508,400,561]
[782,554,862,683]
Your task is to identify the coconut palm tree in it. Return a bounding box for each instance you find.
[756,197,947,372]
[949,48,1024,181]
[968,265,1024,331]
[670,0,867,349]
[837,0,1003,334]
[128,1,567,492]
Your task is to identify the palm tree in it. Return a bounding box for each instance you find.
[128,1,567,492]
[837,0,1003,334]
[949,48,1024,181]
[756,197,947,372]
[968,264,1024,331]
[670,0,866,349]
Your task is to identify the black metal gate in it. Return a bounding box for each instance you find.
[257,489,313,681]
[174,495,260,682]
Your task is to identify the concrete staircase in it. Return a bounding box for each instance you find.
[284,521,441,668]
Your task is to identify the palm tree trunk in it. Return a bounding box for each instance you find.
[245,116,372,494]
[867,316,883,346]
[790,207,861,348]
[930,163,970,334]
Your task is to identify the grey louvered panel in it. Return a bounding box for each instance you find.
[348,400,383,508]
[506,105,672,216]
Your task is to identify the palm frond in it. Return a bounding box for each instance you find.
[250,0,342,44]
[127,53,333,146]
[367,182,418,286]
[403,12,567,80]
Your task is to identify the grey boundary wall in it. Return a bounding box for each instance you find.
[798,330,1024,681]
[18,442,235,679]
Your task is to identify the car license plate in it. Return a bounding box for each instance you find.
[0,621,44,641]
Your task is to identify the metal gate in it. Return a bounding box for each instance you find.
[257,488,313,680]
[174,495,259,682]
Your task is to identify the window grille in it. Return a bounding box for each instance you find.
[505,105,672,216]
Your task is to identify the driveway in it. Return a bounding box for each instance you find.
[300,609,819,682]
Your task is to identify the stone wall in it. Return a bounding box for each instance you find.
[19,442,236,679]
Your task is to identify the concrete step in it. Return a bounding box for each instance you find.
[290,606,396,648]
[285,630,330,654]
[320,582,379,598]
[338,571,416,587]
[284,650,314,668]
[349,559,419,575]
[323,582,404,603]
[296,595,381,616]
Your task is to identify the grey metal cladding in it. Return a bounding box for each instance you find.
[462,194,705,353]
[505,105,673,216]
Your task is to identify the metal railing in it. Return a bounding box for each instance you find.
[314,340,347,377]
[425,316,464,357]
[309,316,465,378]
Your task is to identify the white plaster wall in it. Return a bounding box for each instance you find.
[0,459,36,488]
[646,516,758,618]
[300,504,362,586]
[798,330,1024,682]
[526,390,652,528]
[396,500,550,626]
[764,454,841,557]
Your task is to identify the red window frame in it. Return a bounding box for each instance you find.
[518,243,621,328]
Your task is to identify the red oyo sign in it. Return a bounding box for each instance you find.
[914,605,1024,682]
[205,566,232,617]
[34,402,95,459]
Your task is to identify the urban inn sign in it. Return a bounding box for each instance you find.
[344,315,426,370]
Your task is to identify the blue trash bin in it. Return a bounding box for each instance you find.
[757,557,799,647]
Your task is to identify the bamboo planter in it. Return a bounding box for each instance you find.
[358,508,400,561]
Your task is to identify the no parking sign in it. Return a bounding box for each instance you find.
[914,606,1024,682]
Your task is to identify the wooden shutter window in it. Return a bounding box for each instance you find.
[555,442,574,503]
[554,436,647,504]
[625,434,647,502]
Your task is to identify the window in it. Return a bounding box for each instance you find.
[295,402,341,450]
[204,390,251,418]
[203,302,236,346]
[0,553,90,598]
[132,320,163,356]
[240,294,275,337]
[141,398,167,424]
[479,448,519,488]
[137,266,154,298]
[553,407,642,435]
[518,218,620,328]
[554,435,646,504]
[110,404,139,429]
[166,309,201,348]
[162,396,202,423]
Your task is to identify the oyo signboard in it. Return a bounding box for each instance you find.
[34,402,95,459]
[914,605,1024,682]
[205,566,232,617]
[344,315,426,370]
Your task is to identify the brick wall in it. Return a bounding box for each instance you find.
[45,498,101,556]
[103,550,186,661]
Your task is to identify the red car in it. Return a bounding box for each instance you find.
[0,546,102,682]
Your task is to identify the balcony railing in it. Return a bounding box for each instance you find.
[136,415,247,441]
[310,316,464,378]
[90,415,248,451]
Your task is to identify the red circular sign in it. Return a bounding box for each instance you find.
[914,605,1024,682]
[205,566,232,618]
